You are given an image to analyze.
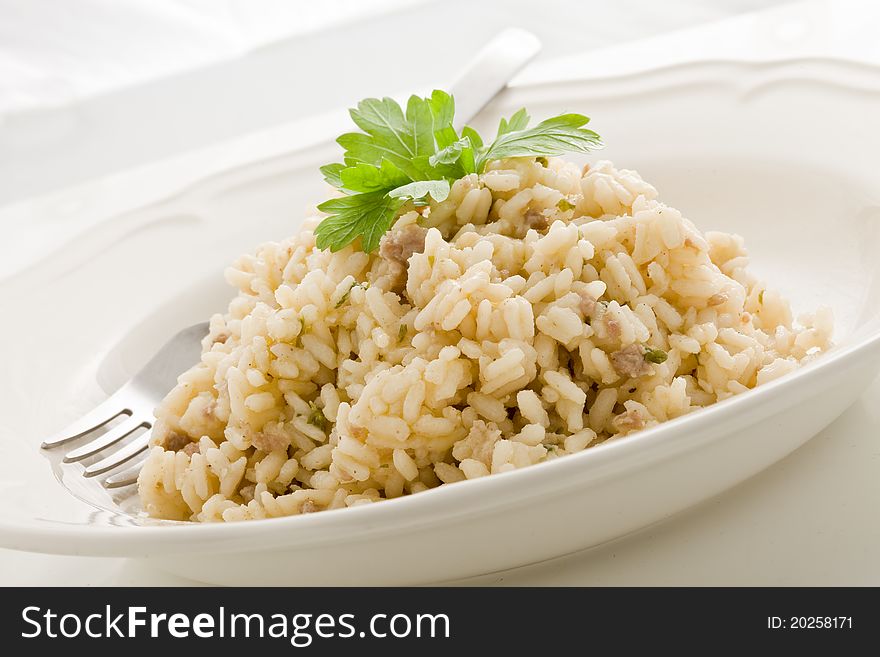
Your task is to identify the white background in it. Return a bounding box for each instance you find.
[1,0,879,585]
[0,0,784,206]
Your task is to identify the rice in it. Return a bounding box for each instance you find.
[137,157,832,522]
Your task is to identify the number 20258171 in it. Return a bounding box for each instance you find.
[767,617,852,629]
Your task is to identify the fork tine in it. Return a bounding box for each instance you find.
[62,416,151,463]
[104,457,147,488]
[104,473,140,489]
[40,400,132,449]
[83,431,151,478]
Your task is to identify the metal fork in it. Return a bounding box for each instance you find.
[40,322,207,489]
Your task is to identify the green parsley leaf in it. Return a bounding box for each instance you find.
[477,113,601,171]
[557,198,575,212]
[497,108,530,136]
[461,125,483,148]
[320,163,346,188]
[429,137,471,167]
[348,98,413,154]
[458,126,482,174]
[315,192,405,253]
[644,348,668,364]
[314,91,602,253]
[295,313,307,347]
[405,95,436,162]
[428,90,458,152]
[307,403,328,432]
[340,160,409,193]
[388,180,451,204]
[427,90,455,132]
[337,131,426,181]
[334,281,359,308]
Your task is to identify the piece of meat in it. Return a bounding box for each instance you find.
[163,432,191,452]
[524,209,548,231]
[610,344,652,378]
[239,484,256,503]
[605,318,622,339]
[451,420,501,467]
[252,424,291,453]
[579,291,597,316]
[708,292,728,306]
[202,399,217,418]
[612,407,646,434]
[182,442,200,456]
[379,224,428,268]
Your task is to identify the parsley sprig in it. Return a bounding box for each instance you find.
[315,90,602,252]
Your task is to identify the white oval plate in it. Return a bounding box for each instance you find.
[1,59,879,585]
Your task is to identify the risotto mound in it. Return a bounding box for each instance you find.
[137,157,832,521]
